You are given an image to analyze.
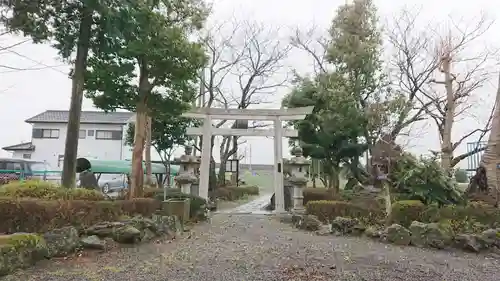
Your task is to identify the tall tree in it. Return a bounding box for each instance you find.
[0,0,112,187]
[84,0,207,197]
[198,20,290,186]
[388,9,496,173]
[284,74,368,190]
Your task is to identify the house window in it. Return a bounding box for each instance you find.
[88,130,94,137]
[96,130,122,140]
[32,129,59,139]
[22,154,31,159]
[79,130,86,139]
[57,155,64,167]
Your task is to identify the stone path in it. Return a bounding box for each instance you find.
[215,194,273,215]
[3,197,500,281]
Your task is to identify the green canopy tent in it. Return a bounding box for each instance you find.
[76,158,179,185]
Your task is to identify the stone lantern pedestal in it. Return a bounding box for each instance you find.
[287,146,310,213]
[174,146,200,195]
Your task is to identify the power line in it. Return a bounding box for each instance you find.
[0,64,66,73]
[0,46,68,75]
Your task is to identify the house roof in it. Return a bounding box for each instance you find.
[25,110,134,124]
[2,142,35,151]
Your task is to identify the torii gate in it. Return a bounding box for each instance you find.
[182,106,313,213]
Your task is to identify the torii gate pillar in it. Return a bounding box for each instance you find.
[183,106,313,213]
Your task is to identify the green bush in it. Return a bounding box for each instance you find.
[390,154,465,205]
[303,188,334,205]
[389,200,500,233]
[0,180,104,201]
[214,185,259,201]
[389,200,426,227]
[454,169,468,183]
[0,198,159,233]
[306,200,385,225]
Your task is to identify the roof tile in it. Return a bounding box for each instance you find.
[25,110,134,124]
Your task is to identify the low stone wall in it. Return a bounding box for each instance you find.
[286,213,500,254]
[0,215,182,276]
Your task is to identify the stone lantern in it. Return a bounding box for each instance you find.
[174,145,199,195]
[287,146,310,213]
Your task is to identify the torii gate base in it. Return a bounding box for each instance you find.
[183,106,313,213]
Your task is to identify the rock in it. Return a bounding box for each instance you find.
[85,222,126,237]
[364,226,382,238]
[295,215,321,231]
[480,228,500,247]
[43,226,80,257]
[454,234,489,252]
[386,224,411,246]
[141,229,157,242]
[331,217,361,235]
[315,224,332,236]
[113,225,141,244]
[125,216,159,234]
[152,214,182,235]
[409,221,452,249]
[0,233,48,276]
[80,235,106,250]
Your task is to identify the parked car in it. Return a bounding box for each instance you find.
[99,174,128,193]
[0,158,60,185]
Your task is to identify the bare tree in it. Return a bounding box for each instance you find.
[418,14,496,173]
[198,20,290,186]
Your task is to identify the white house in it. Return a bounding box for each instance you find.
[2,110,134,169]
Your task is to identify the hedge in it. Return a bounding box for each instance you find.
[0,180,104,201]
[214,185,260,201]
[0,198,159,234]
[306,200,385,225]
[389,200,500,231]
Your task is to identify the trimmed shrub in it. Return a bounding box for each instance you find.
[454,169,468,183]
[0,198,159,234]
[389,200,500,233]
[389,200,426,227]
[214,185,259,201]
[306,200,385,225]
[0,180,104,201]
[303,188,334,205]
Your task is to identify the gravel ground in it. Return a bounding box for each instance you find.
[2,213,500,281]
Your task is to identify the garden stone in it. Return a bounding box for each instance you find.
[295,214,321,231]
[80,235,106,250]
[0,233,48,276]
[386,224,411,246]
[85,222,126,237]
[124,216,159,234]
[113,225,142,244]
[315,224,332,236]
[331,217,360,235]
[153,214,182,235]
[409,221,452,249]
[480,229,500,247]
[141,229,157,242]
[43,226,80,257]
[454,234,489,252]
[364,226,382,238]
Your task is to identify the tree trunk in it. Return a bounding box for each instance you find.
[217,160,227,186]
[130,108,147,198]
[145,116,153,186]
[481,73,500,190]
[440,54,455,174]
[60,5,92,188]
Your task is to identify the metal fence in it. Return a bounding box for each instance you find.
[466,141,487,178]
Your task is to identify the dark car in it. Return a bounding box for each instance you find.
[0,158,60,185]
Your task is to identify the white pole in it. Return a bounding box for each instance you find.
[199,115,212,200]
[249,144,252,172]
[273,118,285,212]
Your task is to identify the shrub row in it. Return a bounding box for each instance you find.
[306,199,500,233]
[305,200,385,225]
[214,185,260,201]
[0,180,104,201]
[0,197,160,234]
[390,200,500,231]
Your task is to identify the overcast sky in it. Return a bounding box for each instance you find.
[0,0,499,167]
